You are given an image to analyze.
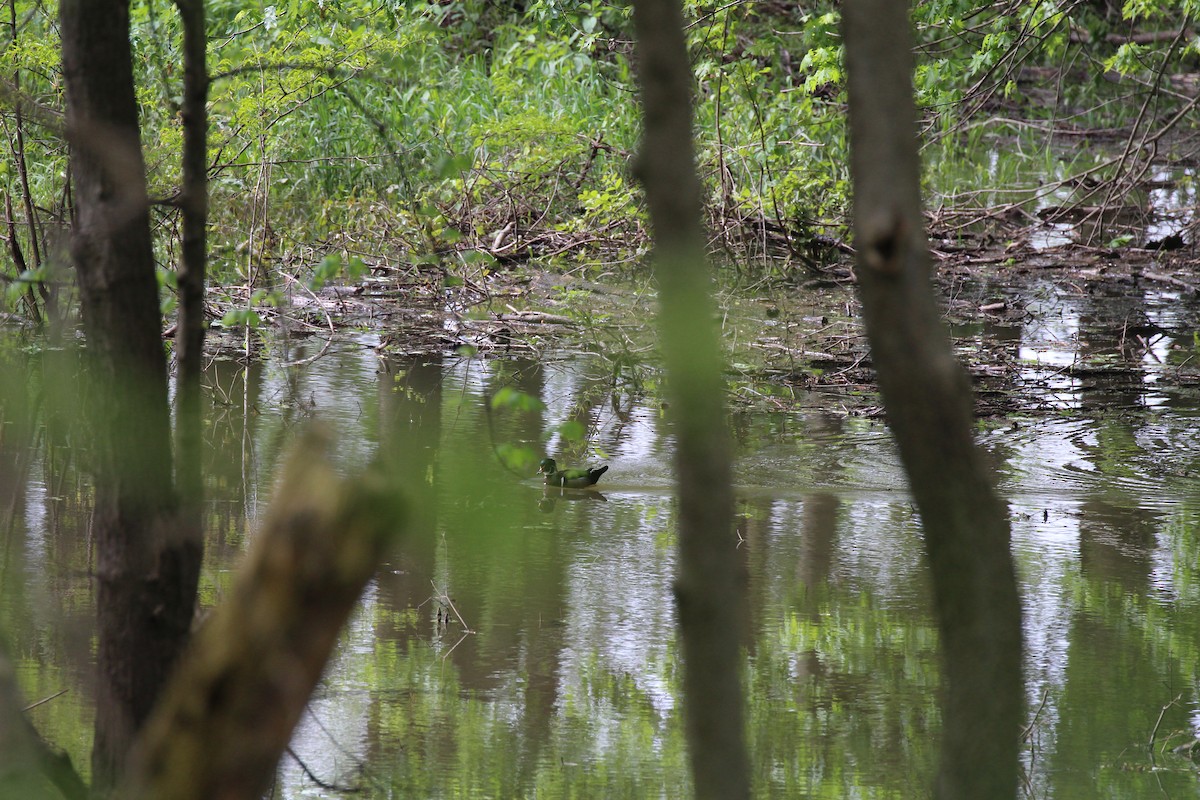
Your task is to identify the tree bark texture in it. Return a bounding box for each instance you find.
[842,1,1024,798]
[171,0,210,570]
[124,427,407,800]
[60,0,201,789]
[632,2,750,798]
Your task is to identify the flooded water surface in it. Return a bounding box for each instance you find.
[3,279,1200,798]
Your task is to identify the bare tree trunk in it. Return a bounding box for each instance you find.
[842,1,1023,798]
[171,0,209,616]
[632,2,750,798]
[60,0,201,789]
[124,428,406,800]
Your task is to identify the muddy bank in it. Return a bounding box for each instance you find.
[209,239,1200,418]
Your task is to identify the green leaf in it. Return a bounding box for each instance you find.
[460,250,496,265]
[310,254,343,291]
[490,386,546,412]
[496,442,539,472]
[346,256,369,281]
[220,307,263,329]
[434,154,473,179]
[556,419,585,441]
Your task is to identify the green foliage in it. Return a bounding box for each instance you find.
[4,0,1200,322]
[798,41,842,94]
[218,306,262,330]
[1104,42,1150,76]
[490,386,546,413]
[309,253,367,291]
[556,417,586,442]
[575,172,642,231]
[494,441,540,472]
[3,268,45,310]
[217,288,281,330]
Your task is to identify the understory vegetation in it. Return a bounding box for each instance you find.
[3,0,1200,327]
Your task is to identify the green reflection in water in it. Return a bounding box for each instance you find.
[2,343,1199,798]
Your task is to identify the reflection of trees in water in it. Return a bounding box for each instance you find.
[1078,499,1157,589]
[7,339,1197,795]
[1072,414,1158,589]
[0,361,95,691]
[1077,287,1159,414]
[375,356,444,621]
[736,411,846,692]
[202,358,266,558]
[366,354,572,792]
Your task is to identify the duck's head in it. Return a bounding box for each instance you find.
[539,458,558,474]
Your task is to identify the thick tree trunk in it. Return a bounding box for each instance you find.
[632,2,750,798]
[60,0,201,789]
[842,1,1024,798]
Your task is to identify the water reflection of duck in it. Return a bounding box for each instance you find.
[539,458,608,489]
[539,488,608,512]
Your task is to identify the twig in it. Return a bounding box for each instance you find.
[277,271,337,368]
[285,746,362,793]
[1021,687,1050,741]
[22,688,68,712]
[1148,694,1182,753]
[430,579,474,634]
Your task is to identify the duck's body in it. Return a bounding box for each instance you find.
[540,458,608,489]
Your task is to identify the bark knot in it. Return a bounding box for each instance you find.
[862,210,907,275]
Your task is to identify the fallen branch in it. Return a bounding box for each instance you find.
[1141,270,1199,293]
[494,310,576,325]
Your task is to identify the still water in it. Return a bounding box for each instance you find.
[3,284,1200,798]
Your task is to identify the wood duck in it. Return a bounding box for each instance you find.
[539,458,608,489]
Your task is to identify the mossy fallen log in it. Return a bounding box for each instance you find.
[124,425,406,800]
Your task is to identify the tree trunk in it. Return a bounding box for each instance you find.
[171,0,209,578]
[842,1,1024,798]
[631,2,750,798]
[60,0,201,789]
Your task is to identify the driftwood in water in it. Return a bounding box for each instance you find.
[124,426,406,800]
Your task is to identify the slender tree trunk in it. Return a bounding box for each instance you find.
[632,2,750,798]
[60,0,201,789]
[842,1,1024,797]
[172,0,209,602]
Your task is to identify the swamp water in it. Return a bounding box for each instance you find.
[3,280,1200,799]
